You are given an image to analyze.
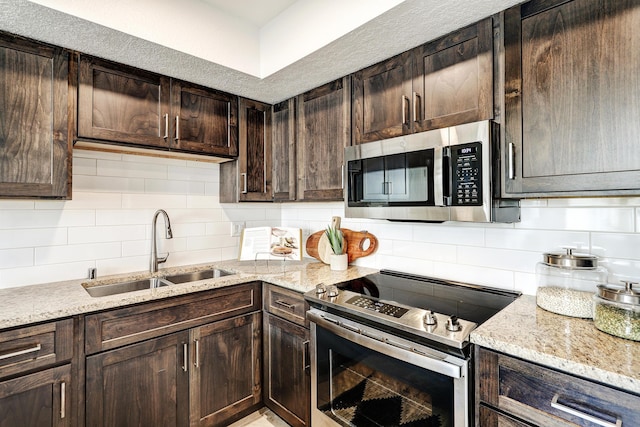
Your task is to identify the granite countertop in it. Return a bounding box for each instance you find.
[471,295,640,394]
[0,258,377,330]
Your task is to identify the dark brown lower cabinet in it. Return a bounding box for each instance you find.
[263,312,310,427]
[0,364,72,427]
[85,283,262,427]
[476,346,640,427]
[85,332,190,427]
[86,313,262,427]
[190,312,262,427]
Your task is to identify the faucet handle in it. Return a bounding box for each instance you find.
[157,253,169,264]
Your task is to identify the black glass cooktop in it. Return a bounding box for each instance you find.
[338,270,520,325]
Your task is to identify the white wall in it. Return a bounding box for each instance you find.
[282,200,640,295]
[1,151,639,294]
[0,150,278,289]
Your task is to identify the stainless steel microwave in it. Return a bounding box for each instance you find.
[344,120,520,223]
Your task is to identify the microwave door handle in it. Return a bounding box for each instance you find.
[433,147,445,206]
[442,149,451,206]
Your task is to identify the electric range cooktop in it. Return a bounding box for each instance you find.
[304,270,520,350]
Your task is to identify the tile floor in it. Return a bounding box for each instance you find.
[228,408,290,427]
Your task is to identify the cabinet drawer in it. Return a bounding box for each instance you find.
[0,319,73,378]
[477,347,640,427]
[86,282,261,354]
[264,284,308,327]
[477,405,531,427]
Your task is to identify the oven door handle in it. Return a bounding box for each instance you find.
[309,310,464,379]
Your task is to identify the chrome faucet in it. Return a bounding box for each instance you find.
[150,209,173,273]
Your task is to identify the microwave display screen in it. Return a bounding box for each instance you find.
[347,149,435,207]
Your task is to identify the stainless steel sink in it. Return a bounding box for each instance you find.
[83,277,172,298]
[162,269,234,285]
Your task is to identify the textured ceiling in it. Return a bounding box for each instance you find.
[0,0,525,104]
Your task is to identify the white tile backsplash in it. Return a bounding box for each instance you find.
[1,152,640,293]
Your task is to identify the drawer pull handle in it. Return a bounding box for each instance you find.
[182,343,188,372]
[302,340,310,371]
[60,382,66,419]
[551,394,622,427]
[194,339,200,368]
[0,343,41,360]
[274,300,295,310]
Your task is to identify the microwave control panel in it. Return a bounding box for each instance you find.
[451,142,482,206]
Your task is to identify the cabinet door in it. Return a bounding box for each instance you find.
[189,312,261,427]
[263,313,310,427]
[0,364,71,427]
[238,98,272,201]
[352,51,413,144]
[413,18,493,133]
[0,34,70,198]
[171,81,238,157]
[503,0,640,196]
[85,331,189,427]
[296,77,351,201]
[78,55,170,148]
[272,98,297,201]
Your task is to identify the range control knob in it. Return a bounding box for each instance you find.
[327,285,339,298]
[446,315,461,332]
[423,310,437,326]
[315,283,327,295]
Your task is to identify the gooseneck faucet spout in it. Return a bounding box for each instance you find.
[150,209,173,273]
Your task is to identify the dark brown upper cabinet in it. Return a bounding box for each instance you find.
[413,18,493,133]
[78,55,170,149]
[272,98,297,202]
[78,55,238,157]
[238,98,272,201]
[352,51,413,144]
[0,33,71,199]
[503,0,640,197]
[296,77,351,201]
[352,19,493,145]
[171,81,238,157]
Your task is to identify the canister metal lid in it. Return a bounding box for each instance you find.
[543,248,599,269]
[597,281,640,305]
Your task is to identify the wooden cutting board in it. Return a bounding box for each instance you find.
[306,228,378,264]
[314,217,340,264]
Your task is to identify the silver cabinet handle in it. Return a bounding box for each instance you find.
[194,339,200,368]
[508,142,515,180]
[182,343,188,372]
[401,95,409,125]
[163,114,169,139]
[60,381,66,419]
[241,173,248,194]
[551,394,621,427]
[302,340,310,371]
[0,343,41,360]
[413,92,420,122]
[227,107,231,148]
[175,115,180,142]
[274,300,295,310]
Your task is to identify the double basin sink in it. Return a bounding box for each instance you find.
[83,269,235,298]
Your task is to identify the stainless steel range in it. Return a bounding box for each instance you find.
[304,270,520,427]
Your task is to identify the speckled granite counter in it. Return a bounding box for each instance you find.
[0,259,377,330]
[471,295,640,394]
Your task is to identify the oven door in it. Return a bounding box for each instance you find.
[308,309,470,427]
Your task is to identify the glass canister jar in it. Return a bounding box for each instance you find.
[594,281,640,341]
[535,248,607,318]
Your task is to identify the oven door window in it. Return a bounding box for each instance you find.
[315,325,457,427]
[347,150,434,207]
